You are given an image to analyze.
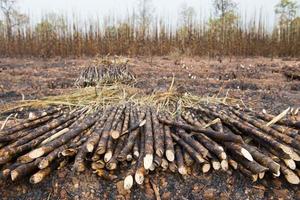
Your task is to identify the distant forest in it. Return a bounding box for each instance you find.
[0,0,299,58]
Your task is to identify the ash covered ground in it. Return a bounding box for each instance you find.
[0,56,299,200]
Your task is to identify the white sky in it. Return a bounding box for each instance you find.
[18,0,300,26]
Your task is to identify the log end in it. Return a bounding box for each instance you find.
[143,154,153,170]
[241,148,253,162]
[284,159,296,170]
[111,130,120,140]
[166,150,175,162]
[30,173,43,184]
[251,174,258,182]
[133,151,139,160]
[228,160,238,170]
[155,149,163,158]
[220,152,227,160]
[61,149,77,157]
[281,145,293,155]
[212,161,221,171]
[11,170,19,181]
[106,162,117,171]
[221,159,229,171]
[290,151,300,161]
[38,160,49,169]
[202,163,211,173]
[149,163,156,171]
[28,112,37,120]
[161,158,169,171]
[124,175,134,190]
[285,171,300,185]
[96,147,106,155]
[178,166,187,175]
[2,169,11,178]
[104,151,113,163]
[91,160,105,170]
[259,172,265,179]
[86,143,95,153]
[126,154,133,162]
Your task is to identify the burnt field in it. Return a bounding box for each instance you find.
[0,56,300,200]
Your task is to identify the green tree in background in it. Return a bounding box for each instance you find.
[209,0,238,57]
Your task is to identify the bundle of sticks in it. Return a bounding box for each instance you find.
[283,66,300,81]
[0,103,300,190]
[75,62,136,87]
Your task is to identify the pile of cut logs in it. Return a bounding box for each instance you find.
[0,103,300,189]
[75,62,135,87]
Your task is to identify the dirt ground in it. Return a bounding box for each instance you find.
[0,56,300,200]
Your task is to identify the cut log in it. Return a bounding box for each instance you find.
[175,145,187,175]
[38,145,67,169]
[234,153,268,174]
[0,117,76,165]
[280,162,300,185]
[159,115,243,143]
[11,158,42,181]
[96,107,119,155]
[118,108,140,161]
[231,109,300,151]
[183,150,194,167]
[176,126,209,159]
[151,109,165,157]
[0,107,62,136]
[171,133,205,164]
[245,108,300,129]
[144,108,154,170]
[85,108,112,153]
[0,112,64,144]
[18,113,99,163]
[228,158,238,170]
[135,122,146,185]
[239,165,258,182]
[198,106,292,159]
[164,125,175,162]
[242,144,280,176]
[106,116,127,170]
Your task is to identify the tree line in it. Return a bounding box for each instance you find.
[0,0,299,58]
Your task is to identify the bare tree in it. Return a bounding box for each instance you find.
[213,0,237,18]
[136,0,155,37]
[179,3,196,27]
[275,0,298,28]
[177,3,196,54]
[0,0,28,39]
[210,0,238,59]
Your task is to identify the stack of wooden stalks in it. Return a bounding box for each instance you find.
[75,62,135,87]
[283,66,300,81]
[0,103,300,190]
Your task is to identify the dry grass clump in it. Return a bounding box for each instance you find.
[0,77,243,116]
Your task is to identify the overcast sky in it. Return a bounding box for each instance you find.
[18,0,300,25]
